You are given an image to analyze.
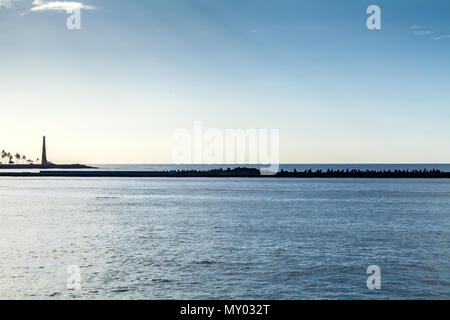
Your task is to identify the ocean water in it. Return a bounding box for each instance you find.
[0,176,449,299]
[2,163,450,173]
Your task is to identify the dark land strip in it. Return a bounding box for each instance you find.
[0,167,449,178]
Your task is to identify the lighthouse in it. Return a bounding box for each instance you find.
[42,136,48,165]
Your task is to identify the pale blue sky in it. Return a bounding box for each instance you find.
[1,0,449,163]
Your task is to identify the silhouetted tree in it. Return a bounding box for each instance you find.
[1,150,7,164]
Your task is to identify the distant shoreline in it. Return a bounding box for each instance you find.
[0,164,96,169]
[0,167,449,178]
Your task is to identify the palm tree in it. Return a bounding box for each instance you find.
[8,154,13,164]
[15,153,21,164]
[1,150,6,164]
[22,155,26,164]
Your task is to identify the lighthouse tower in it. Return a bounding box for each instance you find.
[42,136,48,165]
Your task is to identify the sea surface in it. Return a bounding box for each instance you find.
[1,163,450,173]
[0,165,449,299]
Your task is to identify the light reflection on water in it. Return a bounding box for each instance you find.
[0,177,449,299]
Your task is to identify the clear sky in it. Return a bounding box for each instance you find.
[1,0,449,164]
